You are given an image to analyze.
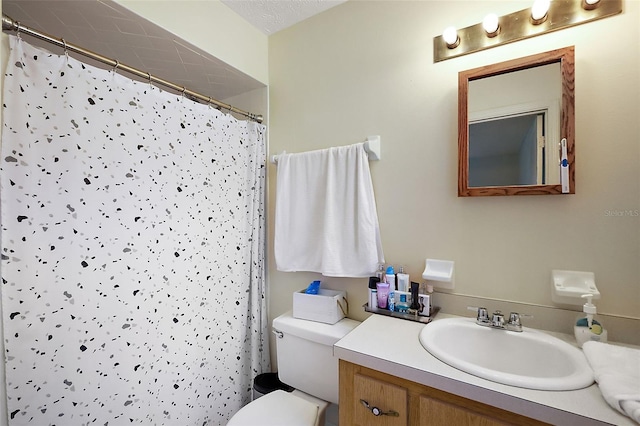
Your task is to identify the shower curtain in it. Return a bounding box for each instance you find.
[0,36,269,425]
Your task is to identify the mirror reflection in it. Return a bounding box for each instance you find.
[468,63,560,187]
[458,47,575,196]
[469,113,545,187]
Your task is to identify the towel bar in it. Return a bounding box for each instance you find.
[270,135,381,164]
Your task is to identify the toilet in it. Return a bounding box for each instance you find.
[227,311,360,426]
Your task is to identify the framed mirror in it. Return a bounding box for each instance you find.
[458,47,575,196]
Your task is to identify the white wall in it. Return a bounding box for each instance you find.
[267,0,639,351]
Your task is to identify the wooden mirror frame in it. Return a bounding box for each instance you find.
[458,46,575,196]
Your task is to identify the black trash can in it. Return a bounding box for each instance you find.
[252,372,294,401]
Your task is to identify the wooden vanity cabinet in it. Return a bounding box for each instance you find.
[339,360,548,426]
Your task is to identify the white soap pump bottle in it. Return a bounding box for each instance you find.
[574,294,607,348]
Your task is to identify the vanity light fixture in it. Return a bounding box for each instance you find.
[482,13,500,37]
[442,26,460,49]
[433,0,622,62]
[530,0,551,24]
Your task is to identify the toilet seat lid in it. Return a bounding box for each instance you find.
[227,390,319,426]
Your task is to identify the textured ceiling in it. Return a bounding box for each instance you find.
[1,0,343,107]
[220,0,347,35]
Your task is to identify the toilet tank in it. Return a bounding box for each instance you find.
[273,311,360,405]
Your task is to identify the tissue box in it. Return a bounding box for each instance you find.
[293,288,348,324]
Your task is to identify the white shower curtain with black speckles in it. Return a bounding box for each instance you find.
[0,36,269,425]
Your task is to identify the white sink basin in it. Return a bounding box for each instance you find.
[419,317,594,391]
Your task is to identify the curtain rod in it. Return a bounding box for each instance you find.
[1,14,264,124]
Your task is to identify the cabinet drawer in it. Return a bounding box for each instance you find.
[420,394,509,426]
[353,373,408,426]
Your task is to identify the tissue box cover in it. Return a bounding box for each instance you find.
[293,288,347,324]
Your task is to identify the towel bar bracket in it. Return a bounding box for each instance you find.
[364,135,381,161]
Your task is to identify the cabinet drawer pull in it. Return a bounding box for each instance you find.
[360,399,399,417]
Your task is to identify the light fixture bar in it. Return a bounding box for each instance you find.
[434,0,622,63]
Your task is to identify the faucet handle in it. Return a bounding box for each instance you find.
[507,312,532,331]
[508,312,533,323]
[467,306,489,323]
[491,310,505,328]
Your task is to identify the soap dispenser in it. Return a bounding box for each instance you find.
[574,294,607,347]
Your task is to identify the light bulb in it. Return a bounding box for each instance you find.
[442,26,459,48]
[483,13,500,36]
[531,0,551,23]
[583,0,600,9]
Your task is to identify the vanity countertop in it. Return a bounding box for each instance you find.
[334,313,635,426]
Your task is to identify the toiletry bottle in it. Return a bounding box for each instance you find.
[397,266,409,292]
[376,263,386,283]
[385,266,396,290]
[388,289,395,312]
[376,282,390,309]
[410,282,420,311]
[574,294,608,348]
[368,277,380,309]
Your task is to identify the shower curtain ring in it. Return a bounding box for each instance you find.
[112,60,120,73]
[147,72,152,87]
[61,38,69,58]
[181,87,186,98]
[15,21,21,39]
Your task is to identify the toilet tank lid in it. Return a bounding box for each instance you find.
[273,311,361,346]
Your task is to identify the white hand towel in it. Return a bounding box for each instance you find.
[274,143,384,277]
[583,341,640,424]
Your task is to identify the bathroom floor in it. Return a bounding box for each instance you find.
[325,403,339,426]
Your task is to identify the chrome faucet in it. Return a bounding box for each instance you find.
[474,307,490,324]
[468,307,530,332]
[507,312,524,332]
[491,310,505,328]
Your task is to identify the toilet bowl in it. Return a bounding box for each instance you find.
[227,311,360,425]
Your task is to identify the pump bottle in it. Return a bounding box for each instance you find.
[574,294,607,347]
